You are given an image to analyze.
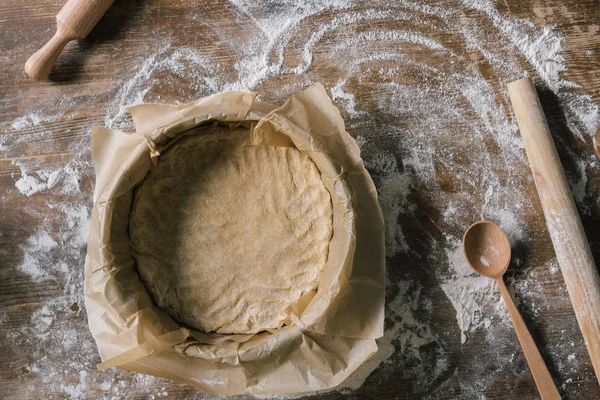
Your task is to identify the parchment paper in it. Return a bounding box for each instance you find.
[85,83,385,395]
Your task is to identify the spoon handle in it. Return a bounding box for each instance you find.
[496,277,561,400]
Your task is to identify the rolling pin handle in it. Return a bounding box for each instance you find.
[25,28,74,81]
[593,127,600,161]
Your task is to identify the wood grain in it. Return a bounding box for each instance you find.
[1,0,600,399]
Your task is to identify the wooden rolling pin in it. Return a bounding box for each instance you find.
[594,127,600,161]
[507,77,600,385]
[25,0,115,80]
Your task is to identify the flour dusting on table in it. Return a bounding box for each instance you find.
[3,0,600,398]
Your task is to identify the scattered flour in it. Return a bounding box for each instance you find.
[330,79,363,118]
[17,202,90,302]
[340,278,444,391]
[440,242,508,344]
[3,0,599,398]
[570,157,592,210]
[61,370,89,398]
[10,111,63,131]
[18,230,59,280]
[13,160,82,197]
[14,170,58,196]
[547,258,560,275]
[364,152,414,257]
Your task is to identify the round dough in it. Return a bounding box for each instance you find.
[130,126,333,334]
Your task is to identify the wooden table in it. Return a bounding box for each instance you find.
[1,0,600,398]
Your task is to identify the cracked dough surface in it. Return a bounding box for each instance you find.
[130,126,333,334]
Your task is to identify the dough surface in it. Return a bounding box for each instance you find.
[130,126,333,334]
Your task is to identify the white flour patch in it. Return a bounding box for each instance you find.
[547,258,560,275]
[480,255,490,267]
[330,79,363,118]
[0,136,8,152]
[99,380,112,391]
[364,152,414,257]
[105,45,172,130]
[570,157,593,212]
[13,160,82,197]
[344,30,446,51]
[11,198,97,399]
[443,204,458,220]
[485,208,528,245]
[10,111,63,131]
[61,370,89,398]
[14,170,59,196]
[17,203,90,303]
[440,242,508,344]
[340,279,443,391]
[566,94,600,137]
[18,230,59,280]
[104,0,356,130]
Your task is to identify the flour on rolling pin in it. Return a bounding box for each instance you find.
[25,0,115,80]
[508,77,600,385]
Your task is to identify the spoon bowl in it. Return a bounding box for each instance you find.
[463,221,511,278]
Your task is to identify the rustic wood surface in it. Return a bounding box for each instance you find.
[1,0,600,399]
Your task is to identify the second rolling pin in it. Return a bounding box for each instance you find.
[507,77,600,385]
[25,0,115,80]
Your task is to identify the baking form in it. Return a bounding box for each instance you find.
[85,84,385,395]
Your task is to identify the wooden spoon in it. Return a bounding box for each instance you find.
[462,221,561,400]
